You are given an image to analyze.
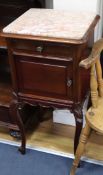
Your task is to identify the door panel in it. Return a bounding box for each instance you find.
[14,55,73,99]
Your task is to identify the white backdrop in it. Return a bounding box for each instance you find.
[53,0,97,12]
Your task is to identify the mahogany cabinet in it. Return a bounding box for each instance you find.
[2,9,99,154]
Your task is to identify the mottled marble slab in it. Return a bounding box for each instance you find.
[3,8,97,40]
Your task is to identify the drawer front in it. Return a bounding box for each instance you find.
[11,39,74,58]
[14,55,73,100]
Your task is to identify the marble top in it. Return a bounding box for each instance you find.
[3,8,97,41]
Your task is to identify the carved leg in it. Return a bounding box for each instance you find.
[9,100,26,154]
[73,104,83,153]
[70,123,91,175]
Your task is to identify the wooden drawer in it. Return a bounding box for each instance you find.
[13,54,73,100]
[10,39,74,58]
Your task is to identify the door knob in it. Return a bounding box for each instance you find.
[67,79,72,87]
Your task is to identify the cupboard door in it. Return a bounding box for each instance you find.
[14,55,73,100]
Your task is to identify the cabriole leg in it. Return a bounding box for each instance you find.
[9,100,26,154]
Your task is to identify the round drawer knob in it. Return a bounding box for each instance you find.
[36,46,43,53]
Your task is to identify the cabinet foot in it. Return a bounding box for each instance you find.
[18,146,26,155]
[9,100,26,154]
